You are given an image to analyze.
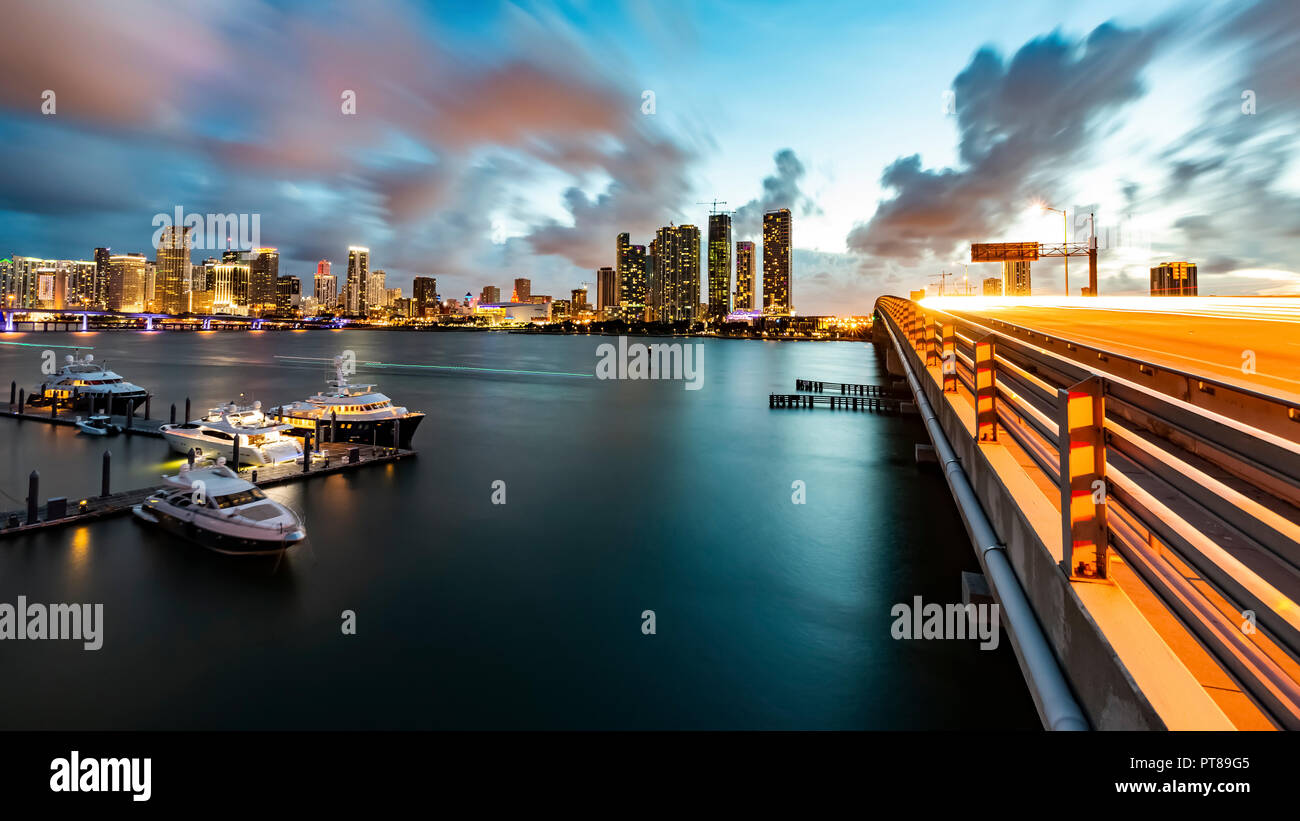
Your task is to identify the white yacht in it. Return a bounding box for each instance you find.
[33,352,148,413]
[271,356,424,447]
[132,463,306,555]
[160,400,304,466]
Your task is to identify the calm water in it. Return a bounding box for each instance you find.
[0,330,1037,729]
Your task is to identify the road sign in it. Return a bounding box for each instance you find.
[971,242,1039,262]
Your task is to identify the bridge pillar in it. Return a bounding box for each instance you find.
[1056,376,1109,579]
[975,335,996,442]
[941,324,957,393]
[145,316,154,331]
[1,309,11,333]
[81,313,88,332]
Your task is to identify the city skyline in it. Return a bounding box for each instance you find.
[1,0,1297,315]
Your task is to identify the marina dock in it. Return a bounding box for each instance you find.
[0,442,416,538]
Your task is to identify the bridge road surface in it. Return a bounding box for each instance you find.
[931,298,1300,404]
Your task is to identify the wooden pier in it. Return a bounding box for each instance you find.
[0,442,415,539]
[794,378,900,397]
[769,393,901,413]
[0,407,166,437]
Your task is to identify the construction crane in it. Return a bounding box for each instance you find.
[697,199,729,215]
[930,270,952,297]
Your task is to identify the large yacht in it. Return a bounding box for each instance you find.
[132,463,306,555]
[271,356,423,447]
[32,352,148,413]
[160,400,304,466]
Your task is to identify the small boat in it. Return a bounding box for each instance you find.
[33,352,148,414]
[131,463,306,555]
[74,415,121,436]
[160,400,303,466]
[271,355,424,447]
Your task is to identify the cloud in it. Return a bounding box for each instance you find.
[845,21,1169,268]
[733,149,820,240]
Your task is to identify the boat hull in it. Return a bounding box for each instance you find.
[132,503,303,556]
[161,429,301,466]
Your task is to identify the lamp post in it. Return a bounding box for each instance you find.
[1042,205,1068,296]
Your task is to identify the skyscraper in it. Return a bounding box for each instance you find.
[276,275,301,314]
[93,247,111,309]
[1150,261,1197,296]
[107,253,147,312]
[735,241,755,310]
[1003,260,1031,296]
[571,287,589,313]
[596,266,617,312]
[651,224,700,323]
[707,212,732,320]
[367,268,387,312]
[314,261,337,311]
[346,246,369,315]
[413,276,437,317]
[249,248,279,316]
[762,209,792,315]
[479,285,501,305]
[155,225,193,314]
[983,277,1003,296]
[513,278,531,303]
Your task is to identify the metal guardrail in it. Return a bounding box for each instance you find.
[876,295,1300,729]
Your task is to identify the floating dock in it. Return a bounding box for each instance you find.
[0,442,415,539]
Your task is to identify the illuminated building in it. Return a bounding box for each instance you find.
[276,275,301,315]
[249,248,279,316]
[155,225,193,314]
[617,233,648,310]
[107,253,147,312]
[413,276,437,317]
[314,261,336,310]
[93,247,111,308]
[571,287,589,314]
[345,246,369,315]
[480,285,500,305]
[367,268,387,311]
[1150,261,1197,296]
[707,212,732,320]
[735,241,755,310]
[651,224,700,323]
[596,267,617,312]
[1003,260,1031,296]
[983,277,1002,296]
[211,262,250,313]
[762,209,792,314]
[513,278,531,303]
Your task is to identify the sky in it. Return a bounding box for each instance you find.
[1,0,1298,315]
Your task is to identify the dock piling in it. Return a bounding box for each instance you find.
[8,381,13,408]
[184,397,191,423]
[170,403,176,424]
[232,434,240,467]
[145,396,151,420]
[26,471,38,525]
[187,448,196,468]
[102,451,111,497]
[18,388,25,414]
[303,431,312,473]
[125,400,134,430]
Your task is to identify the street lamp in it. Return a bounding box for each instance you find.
[1041,204,1068,296]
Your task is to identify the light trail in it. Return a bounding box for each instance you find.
[272,355,592,379]
[0,341,93,349]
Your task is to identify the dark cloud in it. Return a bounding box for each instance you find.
[733,149,820,240]
[845,21,1169,267]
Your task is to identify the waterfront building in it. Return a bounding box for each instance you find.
[155,225,193,314]
[276,275,302,315]
[249,248,279,316]
[314,270,337,312]
[651,224,700,323]
[367,268,387,311]
[762,208,792,315]
[735,241,755,310]
[479,285,501,305]
[413,276,437,317]
[513,277,531,303]
[346,246,370,315]
[1150,261,1197,296]
[107,253,147,312]
[707,212,732,320]
[596,267,617,311]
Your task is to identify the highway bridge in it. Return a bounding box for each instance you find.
[0,308,337,332]
[874,295,1300,730]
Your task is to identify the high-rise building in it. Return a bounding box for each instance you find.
[248,248,279,316]
[210,262,250,313]
[275,275,301,314]
[107,253,147,312]
[1003,260,1031,296]
[345,247,370,315]
[735,240,756,311]
[479,285,501,305]
[1150,261,1197,296]
[155,225,193,314]
[762,209,792,314]
[616,232,649,312]
[314,261,335,310]
[571,287,589,313]
[651,224,700,323]
[596,266,617,312]
[367,268,387,311]
[413,276,437,317]
[707,213,732,320]
[983,277,1003,296]
[513,278,531,304]
[93,247,111,309]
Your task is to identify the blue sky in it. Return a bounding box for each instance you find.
[1,0,1297,313]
